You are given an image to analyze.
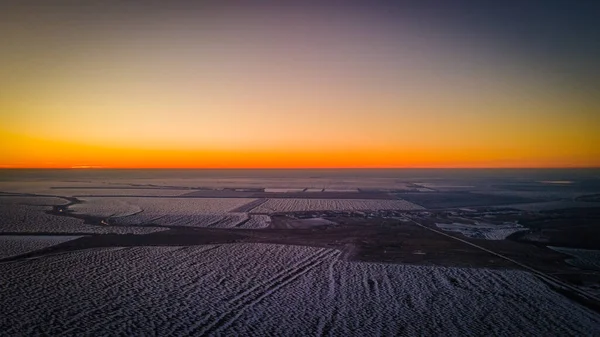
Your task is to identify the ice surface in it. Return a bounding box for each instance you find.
[435,221,526,240]
[0,235,82,259]
[252,198,424,213]
[1,244,598,336]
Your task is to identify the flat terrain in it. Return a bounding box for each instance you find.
[2,244,599,336]
[2,169,600,335]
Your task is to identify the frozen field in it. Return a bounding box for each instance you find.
[323,188,359,193]
[305,188,324,192]
[70,197,263,229]
[55,189,189,197]
[0,235,82,259]
[435,221,526,240]
[72,197,256,217]
[118,213,270,229]
[0,196,68,206]
[118,212,262,229]
[71,198,143,217]
[548,246,600,271]
[0,198,167,234]
[252,198,424,213]
[0,182,186,197]
[264,188,305,193]
[1,244,598,336]
[243,214,271,229]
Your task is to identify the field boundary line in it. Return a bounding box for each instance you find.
[404,217,600,306]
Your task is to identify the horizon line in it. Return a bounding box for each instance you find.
[1,167,599,170]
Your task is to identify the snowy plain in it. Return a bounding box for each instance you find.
[252,198,424,213]
[1,244,599,336]
[0,197,167,234]
[70,197,265,228]
[71,197,256,217]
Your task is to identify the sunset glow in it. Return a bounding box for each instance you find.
[1,2,598,168]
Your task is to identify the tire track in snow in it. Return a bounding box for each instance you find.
[60,246,223,334]
[230,198,267,213]
[196,248,339,336]
[180,247,336,335]
[316,258,339,337]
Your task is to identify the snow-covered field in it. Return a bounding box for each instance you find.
[305,188,324,192]
[323,188,359,192]
[1,244,598,336]
[72,197,256,217]
[0,235,82,259]
[0,177,430,194]
[252,198,423,213]
[243,214,271,229]
[57,189,190,197]
[435,221,526,240]
[548,246,600,271]
[0,196,69,206]
[0,182,187,197]
[69,197,260,228]
[264,188,305,193]
[118,212,246,228]
[0,198,167,234]
[71,198,143,217]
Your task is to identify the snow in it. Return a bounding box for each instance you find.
[71,198,142,217]
[0,196,68,206]
[1,244,598,336]
[264,188,305,193]
[324,188,358,192]
[0,235,82,259]
[118,212,248,228]
[435,221,526,240]
[72,197,255,216]
[548,246,600,271]
[79,198,256,228]
[67,197,270,229]
[252,198,424,213]
[415,187,435,192]
[242,215,271,229]
[56,189,190,197]
[0,198,167,234]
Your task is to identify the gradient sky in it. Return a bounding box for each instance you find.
[1,1,599,168]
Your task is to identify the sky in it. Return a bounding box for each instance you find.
[1,1,599,168]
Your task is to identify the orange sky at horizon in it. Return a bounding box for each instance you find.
[1,3,599,169]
